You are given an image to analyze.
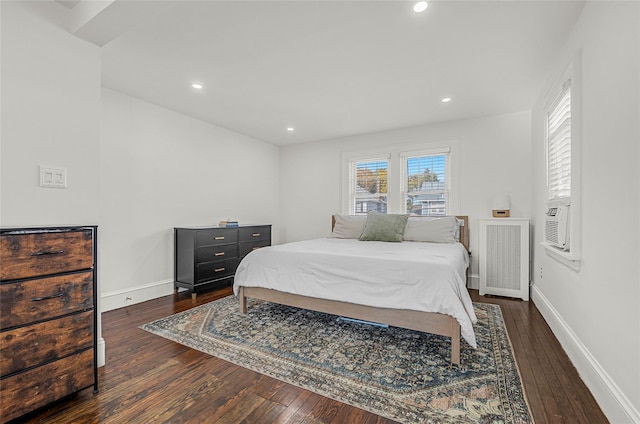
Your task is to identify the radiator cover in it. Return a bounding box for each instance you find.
[479,219,530,301]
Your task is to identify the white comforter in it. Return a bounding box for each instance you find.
[233,238,478,348]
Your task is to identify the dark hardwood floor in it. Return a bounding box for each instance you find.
[14,288,608,424]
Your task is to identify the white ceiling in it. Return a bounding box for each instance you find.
[79,1,584,146]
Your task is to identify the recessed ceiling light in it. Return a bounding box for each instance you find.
[441,97,452,103]
[413,1,428,13]
[191,83,203,90]
[286,127,295,132]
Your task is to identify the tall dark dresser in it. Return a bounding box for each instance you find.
[0,226,98,423]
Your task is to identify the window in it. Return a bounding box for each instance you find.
[344,143,456,216]
[546,80,572,202]
[348,158,388,215]
[401,149,449,216]
[542,55,581,269]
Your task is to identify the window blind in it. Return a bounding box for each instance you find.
[547,81,571,201]
[402,152,449,216]
[349,159,388,215]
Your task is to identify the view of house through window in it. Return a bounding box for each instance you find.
[351,160,388,214]
[347,148,450,216]
[404,154,447,216]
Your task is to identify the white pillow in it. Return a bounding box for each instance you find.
[331,214,367,239]
[403,216,458,243]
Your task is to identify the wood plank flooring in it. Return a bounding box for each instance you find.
[13,288,608,424]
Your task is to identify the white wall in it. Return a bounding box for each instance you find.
[0,2,280,370]
[1,1,100,225]
[531,2,640,422]
[279,111,532,286]
[0,0,104,364]
[100,88,280,311]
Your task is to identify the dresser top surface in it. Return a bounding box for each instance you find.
[175,224,271,230]
[1,226,96,235]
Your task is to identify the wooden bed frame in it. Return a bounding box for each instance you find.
[238,215,469,365]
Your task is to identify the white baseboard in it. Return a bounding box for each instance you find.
[531,285,640,424]
[98,280,177,370]
[101,279,176,312]
[97,337,105,367]
[467,273,479,290]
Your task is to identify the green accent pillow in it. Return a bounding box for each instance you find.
[359,212,409,242]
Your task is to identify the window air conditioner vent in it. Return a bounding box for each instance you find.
[545,205,569,250]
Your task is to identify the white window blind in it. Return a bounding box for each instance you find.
[547,80,571,201]
[349,159,388,215]
[402,150,449,216]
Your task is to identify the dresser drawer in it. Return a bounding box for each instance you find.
[196,258,239,283]
[195,228,238,247]
[239,240,271,258]
[196,243,238,264]
[239,226,271,243]
[0,229,93,281]
[1,311,93,376]
[0,349,94,424]
[0,271,94,330]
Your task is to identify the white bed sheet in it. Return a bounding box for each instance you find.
[233,238,478,348]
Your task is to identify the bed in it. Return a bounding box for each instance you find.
[233,214,476,365]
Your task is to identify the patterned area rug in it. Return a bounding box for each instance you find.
[141,296,533,424]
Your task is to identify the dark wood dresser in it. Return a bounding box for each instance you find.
[174,225,271,299]
[0,226,98,423]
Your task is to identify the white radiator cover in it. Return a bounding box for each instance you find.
[479,218,530,301]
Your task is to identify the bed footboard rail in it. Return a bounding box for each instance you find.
[238,286,461,365]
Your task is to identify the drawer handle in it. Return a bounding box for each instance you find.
[31,292,65,302]
[214,252,225,257]
[252,233,261,237]
[214,267,225,272]
[214,236,225,240]
[30,249,64,257]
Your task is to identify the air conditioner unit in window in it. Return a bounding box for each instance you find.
[545,205,569,250]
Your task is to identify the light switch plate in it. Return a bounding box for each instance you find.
[40,166,67,189]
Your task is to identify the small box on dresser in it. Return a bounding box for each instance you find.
[174,225,271,299]
[0,226,98,424]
